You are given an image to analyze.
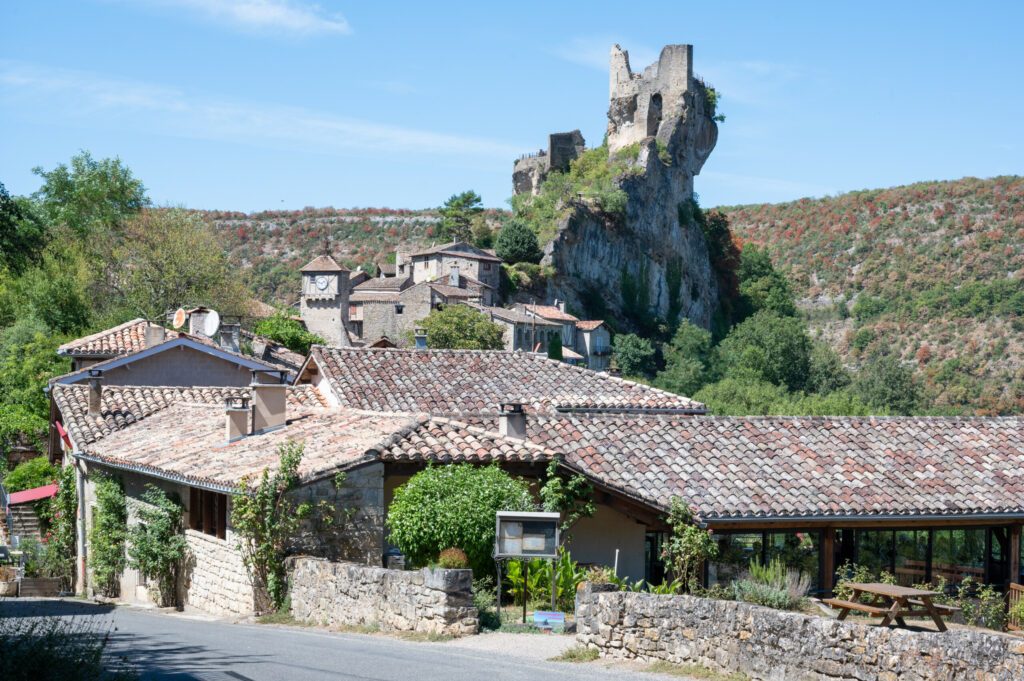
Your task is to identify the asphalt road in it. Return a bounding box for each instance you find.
[0,599,677,681]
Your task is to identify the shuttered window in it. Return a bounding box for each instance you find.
[189,488,227,539]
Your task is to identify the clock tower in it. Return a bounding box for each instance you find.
[299,254,352,347]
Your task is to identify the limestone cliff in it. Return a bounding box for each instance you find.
[514,44,720,331]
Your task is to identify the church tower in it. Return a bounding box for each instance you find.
[299,255,351,347]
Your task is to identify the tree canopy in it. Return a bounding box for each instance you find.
[418,305,505,350]
[253,313,325,355]
[438,190,483,243]
[494,219,542,265]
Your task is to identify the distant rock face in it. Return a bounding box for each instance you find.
[516,44,720,330]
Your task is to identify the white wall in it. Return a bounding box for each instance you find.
[567,504,647,581]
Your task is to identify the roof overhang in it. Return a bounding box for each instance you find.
[52,337,281,385]
[74,451,240,495]
[703,511,1024,529]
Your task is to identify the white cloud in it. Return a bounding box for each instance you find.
[127,0,351,36]
[552,37,657,73]
[0,62,524,159]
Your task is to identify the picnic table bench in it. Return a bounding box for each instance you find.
[823,582,954,632]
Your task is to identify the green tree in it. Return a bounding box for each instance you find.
[715,311,812,391]
[386,464,533,575]
[661,498,717,592]
[0,405,47,463]
[547,334,563,360]
[418,305,505,350]
[18,252,91,334]
[0,182,48,274]
[735,244,797,319]
[127,485,189,607]
[254,312,325,355]
[694,376,792,416]
[2,456,57,493]
[807,342,851,395]
[0,318,70,419]
[109,208,250,319]
[438,190,484,243]
[854,354,921,414]
[494,219,542,265]
[470,215,495,249]
[656,320,712,396]
[32,151,147,240]
[89,474,127,597]
[613,333,656,378]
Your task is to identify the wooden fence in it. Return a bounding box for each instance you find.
[1009,583,1024,632]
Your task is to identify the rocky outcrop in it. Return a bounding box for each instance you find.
[517,44,721,331]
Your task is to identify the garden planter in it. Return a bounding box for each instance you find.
[0,580,17,597]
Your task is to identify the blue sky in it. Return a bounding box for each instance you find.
[2,1,1021,211]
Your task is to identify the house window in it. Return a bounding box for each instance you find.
[482,263,491,271]
[395,304,404,315]
[190,488,227,539]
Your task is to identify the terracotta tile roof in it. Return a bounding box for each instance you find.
[58,319,181,358]
[576,320,605,331]
[520,304,579,323]
[246,299,277,318]
[408,241,502,262]
[526,414,1024,521]
[308,347,706,414]
[242,331,306,375]
[378,417,552,465]
[301,255,347,272]
[350,291,401,303]
[52,384,328,448]
[377,263,397,276]
[84,404,414,490]
[354,276,410,292]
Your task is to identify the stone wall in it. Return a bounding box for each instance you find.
[575,584,1024,681]
[184,529,253,617]
[289,557,478,637]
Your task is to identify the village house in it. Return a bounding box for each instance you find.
[463,303,563,352]
[515,303,611,370]
[405,241,502,291]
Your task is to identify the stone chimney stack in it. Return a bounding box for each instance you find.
[498,401,526,440]
[250,371,288,434]
[414,327,428,350]
[219,323,241,353]
[87,369,103,417]
[225,396,251,442]
[188,308,208,337]
[449,265,459,287]
[145,322,166,348]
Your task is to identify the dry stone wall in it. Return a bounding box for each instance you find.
[575,584,1024,681]
[184,529,253,617]
[289,557,478,637]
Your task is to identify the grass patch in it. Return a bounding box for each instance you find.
[550,646,599,663]
[256,610,305,626]
[646,660,749,680]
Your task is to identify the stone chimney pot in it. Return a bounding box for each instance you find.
[225,396,251,442]
[498,401,526,440]
[145,323,166,349]
[87,369,103,417]
[250,371,288,433]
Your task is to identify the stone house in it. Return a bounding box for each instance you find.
[463,303,563,352]
[406,242,501,292]
[515,303,609,370]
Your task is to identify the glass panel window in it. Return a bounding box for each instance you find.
[856,530,895,577]
[894,530,929,586]
[766,531,819,589]
[708,533,763,586]
[932,528,986,587]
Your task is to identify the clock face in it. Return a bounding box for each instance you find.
[315,275,329,291]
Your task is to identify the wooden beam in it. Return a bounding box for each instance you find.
[822,529,836,595]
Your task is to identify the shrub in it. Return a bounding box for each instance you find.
[418,305,505,350]
[0,613,137,680]
[661,498,717,592]
[386,464,533,575]
[253,313,325,355]
[3,456,57,493]
[437,548,469,570]
[613,333,655,378]
[88,474,127,597]
[584,565,616,583]
[472,576,501,630]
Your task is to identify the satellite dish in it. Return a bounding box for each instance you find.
[203,309,221,338]
[172,308,187,329]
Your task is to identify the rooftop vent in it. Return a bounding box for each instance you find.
[87,369,103,417]
[414,327,427,350]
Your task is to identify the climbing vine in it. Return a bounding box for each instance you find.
[88,474,127,597]
[127,484,189,607]
[661,498,718,593]
[42,464,77,590]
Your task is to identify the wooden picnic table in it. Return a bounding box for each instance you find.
[823,582,958,632]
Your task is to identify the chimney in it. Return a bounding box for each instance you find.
[225,396,250,442]
[414,327,428,350]
[87,369,103,417]
[145,322,166,348]
[498,402,526,440]
[555,299,566,313]
[250,371,288,433]
[449,265,459,287]
[219,323,241,353]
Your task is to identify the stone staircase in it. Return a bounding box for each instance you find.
[8,504,43,545]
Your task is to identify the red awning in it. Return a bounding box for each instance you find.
[8,484,58,505]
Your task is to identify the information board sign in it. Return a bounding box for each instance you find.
[494,511,559,560]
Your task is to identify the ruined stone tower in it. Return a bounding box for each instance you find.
[510,43,722,331]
